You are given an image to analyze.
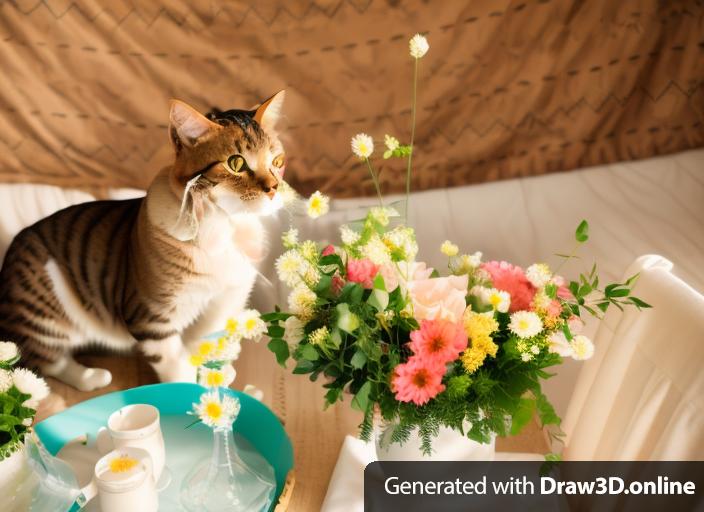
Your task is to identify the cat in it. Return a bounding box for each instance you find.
[0,92,286,391]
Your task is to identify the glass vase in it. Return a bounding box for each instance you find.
[179,422,276,511]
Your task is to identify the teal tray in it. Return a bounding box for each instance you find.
[35,383,294,511]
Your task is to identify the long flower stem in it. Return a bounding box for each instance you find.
[366,158,384,206]
[405,57,419,222]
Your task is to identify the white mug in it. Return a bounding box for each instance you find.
[78,447,158,512]
[96,404,166,483]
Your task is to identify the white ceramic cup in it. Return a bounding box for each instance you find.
[78,447,158,512]
[96,404,166,483]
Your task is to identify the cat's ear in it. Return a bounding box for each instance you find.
[169,100,220,151]
[253,90,285,131]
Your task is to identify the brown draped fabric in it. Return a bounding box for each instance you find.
[0,0,702,198]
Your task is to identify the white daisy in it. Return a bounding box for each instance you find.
[440,240,459,257]
[11,368,49,407]
[299,240,319,262]
[288,284,317,319]
[281,228,299,248]
[240,310,267,340]
[351,133,374,159]
[409,34,429,58]
[306,191,329,219]
[0,369,13,392]
[520,352,533,362]
[571,335,595,361]
[340,225,361,246]
[481,288,511,313]
[525,263,552,288]
[276,250,306,287]
[0,341,18,363]
[216,337,242,361]
[508,311,543,339]
[225,318,242,339]
[283,316,305,349]
[198,364,236,388]
[193,391,240,429]
[302,265,321,287]
[547,332,573,357]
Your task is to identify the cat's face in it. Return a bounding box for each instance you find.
[168,92,286,217]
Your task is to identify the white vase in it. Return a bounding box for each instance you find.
[374,421,496,462]
[0,443,33,510]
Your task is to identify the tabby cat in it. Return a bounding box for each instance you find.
[0,92,286,391]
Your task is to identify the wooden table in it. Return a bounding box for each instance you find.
[36,342,548,511]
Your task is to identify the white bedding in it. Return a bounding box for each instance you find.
[1,149,702,414]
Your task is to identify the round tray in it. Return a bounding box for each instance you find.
[35,383,294,511]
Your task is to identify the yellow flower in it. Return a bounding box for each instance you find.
[198,341,215,357]
[308,326,330,347]
[306,191,330,219]
[225,318,240,337]
[189,354,204,367]
[193,391,241,428]
[463,310,499,340]
[440,240,459,257]
[461,347,486,374]
[109,455,139,473]
[472,334,498,358]
[198,365,236,388]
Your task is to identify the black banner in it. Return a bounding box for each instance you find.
[364,461,704,511]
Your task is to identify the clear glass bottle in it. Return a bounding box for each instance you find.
[179,410,276,511]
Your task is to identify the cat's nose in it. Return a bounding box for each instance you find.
[262,180,278,199]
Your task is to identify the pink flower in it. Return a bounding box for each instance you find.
[408,319,467,363]
[481,261,536,312]
[406,274,468,323]
[378,263,400,291]
[321,244,335,256]
[331,273,345,295]
[392,356,446,405]
[346,258,379,288]
[551,275,573,300]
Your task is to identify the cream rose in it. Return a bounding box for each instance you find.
[406,274,469,323]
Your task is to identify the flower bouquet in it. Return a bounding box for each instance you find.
[0,341,50,462]
[261,34,651,457]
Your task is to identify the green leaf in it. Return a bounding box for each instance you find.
[350,349,367,369]
[339,283,364,305]
[510,398,536,436]
[544,283,557,299]
[324,388,342,408]
[575,220,589,243]
[300,344,319,361]
[267,325,285,338]
[336,303,360,333]
[267,338,289,367]
[351,381,372,412]
[629,296,652,309]
[373,274,387,291]
[314,274,333,295]
[368,289,389,312]
[261,311,291,322]
[536,393,561,426]
[292,359,315,374]
[609,287,630,298]
[561,321,573,341]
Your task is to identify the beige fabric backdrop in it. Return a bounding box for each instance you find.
[0,0,702,197]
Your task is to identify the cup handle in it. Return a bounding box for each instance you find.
[95,427,113,455]
[76,478,98,508]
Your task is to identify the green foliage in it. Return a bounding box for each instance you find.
[0,386,35,461]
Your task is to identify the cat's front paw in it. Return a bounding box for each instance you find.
[158,356,197,383]
[76,368,113,392]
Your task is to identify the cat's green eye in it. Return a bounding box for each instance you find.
[226,155,246,173]
[272,154,285,168]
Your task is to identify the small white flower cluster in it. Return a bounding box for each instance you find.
[288,284,318,319]
[525,263,552,288]
[0,341,50,409]
[409,33,430,59]
[548,332,595,361]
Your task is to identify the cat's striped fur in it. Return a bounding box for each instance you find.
[0,92,286,390]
